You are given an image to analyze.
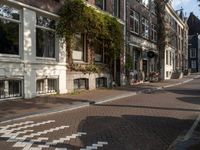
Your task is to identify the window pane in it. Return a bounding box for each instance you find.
[36,15,55,29]
[0,4,20,20]
[74,79,79,90]
[0,20,19,55]
[95,0,104,9]
[114,0,120,17]
[96,77,107,88]
[8,80,21,97]
[36,28,55,58]
[0,80,5,99]
[79,79,86,89]
[48,79,57,93]
[72,34,84,52]
[36,79,45,94]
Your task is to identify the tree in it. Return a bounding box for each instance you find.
[154,0,169,80]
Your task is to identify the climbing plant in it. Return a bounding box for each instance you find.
[154,0,169,80]
[56,0,123,73]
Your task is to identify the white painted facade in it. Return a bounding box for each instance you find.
[0,1,112,100]
[163,4,188,80]
[0,3,67,99]
[164,46,175,79]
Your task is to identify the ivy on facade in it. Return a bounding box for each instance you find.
[56,0,123,74]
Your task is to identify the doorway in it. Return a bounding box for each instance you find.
[143,60,148,81]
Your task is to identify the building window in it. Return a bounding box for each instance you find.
[0,4,21,55]
[94,41,104,63]
[95,0,106,10]
[150,24,157,42]
[113,0,120,18]
[130,10,139,34]
[141,17,149,39]
[191,60,197,69]
[151,0,157,14]
[74,78,89,90]
[47,79,57,93]
[169,51,172,65]
[36,78,58,94]
[36,15,56,58]
[166,50,169,65]
[141,0,149,8]
[166,71,169,78]
[96,77,107,88]
[72,34,87,61]
[36,79,45,94]
[190,48,196,58]
[0,79,22,99]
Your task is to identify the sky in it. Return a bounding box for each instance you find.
[172,0,200,17]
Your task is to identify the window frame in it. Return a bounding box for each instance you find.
[36,14,56,59]
[130,9,140,34]
[36,78,58,95]
[0,79,22,99]
[72,34,87,62]
[113,0,120,18]
[95,0,106,10]
[150,24,157,42]
[191,60,197,69]
[141,17,149,39]
[74,78,89,90]
[0,4,22,57]
[190,48,196,58]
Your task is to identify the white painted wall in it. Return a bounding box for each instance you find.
[164,46,175,79]
[0,6,68,99]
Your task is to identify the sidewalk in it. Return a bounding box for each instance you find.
[0,74,198,123]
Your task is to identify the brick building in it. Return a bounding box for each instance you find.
[126,0,158,82]
[187,12,200,72]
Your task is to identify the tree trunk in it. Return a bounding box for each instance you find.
[66,38,73,70]
[156,0,167,81]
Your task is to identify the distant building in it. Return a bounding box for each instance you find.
[187,12,200,72]
[163,3,188,79]
[126,0,159,82]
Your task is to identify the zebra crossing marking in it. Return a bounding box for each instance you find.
[0,120,108,150]
[0,121,34,129]
[80,141,108,150]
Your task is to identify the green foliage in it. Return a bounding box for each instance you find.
[56,0,123,59]
[125,53,133,72]
[71,64,109,74]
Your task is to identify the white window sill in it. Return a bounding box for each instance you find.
[0,54,20,58]
[36,57,56,61]
[73,60,87,64]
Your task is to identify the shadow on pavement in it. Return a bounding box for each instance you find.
[177,97,200,105]
[77,115,194,150]
[0,96,93,121]
[93,103,200,112]
[0,115,194,150]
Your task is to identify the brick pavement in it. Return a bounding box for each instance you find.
[0,77,200,150]
[0,75,198,123]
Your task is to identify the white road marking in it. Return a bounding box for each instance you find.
[12,125,69,149]
[80,141,108,150]
[184,115,200,141]
[0,121,34,129]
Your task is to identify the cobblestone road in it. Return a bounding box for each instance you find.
[0,78,200,150]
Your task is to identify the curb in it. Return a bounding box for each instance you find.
[167,114,200,150]
[0,77,196,125]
